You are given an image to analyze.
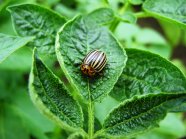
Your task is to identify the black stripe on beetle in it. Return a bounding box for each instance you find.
[81,50,107,76]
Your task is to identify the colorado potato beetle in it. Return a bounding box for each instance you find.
[81,50,107,76]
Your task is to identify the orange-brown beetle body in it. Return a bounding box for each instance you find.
[81,50,107,76]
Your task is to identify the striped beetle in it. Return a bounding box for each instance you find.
[81,50,107,76]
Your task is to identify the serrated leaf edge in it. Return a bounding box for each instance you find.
[142,1,186,28]
[55,15,88,104]
[126,48,186,80]
[29,48,85,133]
[96,93,186,138]
[55,15,128,102]
[7,3,67,38]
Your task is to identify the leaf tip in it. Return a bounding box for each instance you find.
[32,47,37,58]
[6,4,18,12]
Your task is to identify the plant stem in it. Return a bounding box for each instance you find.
[103,0,109,6]
[109,0,130,32]
[134,11,151,18]
[88,101,94,138]
[119,0,130,14]
[93,129,104,139]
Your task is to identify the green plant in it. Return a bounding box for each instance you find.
[1,0,186,139]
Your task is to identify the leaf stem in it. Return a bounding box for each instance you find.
[134,11,151,18]
[93,129,105,139]
[87,78,94,139]
[88,101,94,138]
[119,0,130,14]
[109,0,130,32]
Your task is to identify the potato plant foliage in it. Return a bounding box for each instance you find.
[1,0,186,139]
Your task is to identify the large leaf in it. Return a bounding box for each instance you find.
[99,93,186,138]
[7,4,66,55]
[143,0,186,28]
[29,49,84,132]
[0,33,33,63]
[56,9,127,102]
[110,49,186,103]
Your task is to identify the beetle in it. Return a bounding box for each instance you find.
[80,50,107,76]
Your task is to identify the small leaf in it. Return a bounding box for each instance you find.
[110,49,186,105]
[29,48,83,131]
[56,10,127,102]
[86,8,114,25]
[117,12,137,24]
[0,33,33,63]
[101,93,186,138]
[143,0,186,28]
[7,4,66,55]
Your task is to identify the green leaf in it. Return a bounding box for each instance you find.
[156,113,186,137]
[110,49,186,106]
[55,12,127,102]
[171,103,186,112]
[0,103,30,139]
[183,31,186,46]
[95,96,119,124]
[0,33,33,63]
[7,4,66,55]
[29,48,84,132]
[0,0,10,12]
[67,132,84,139]
[158,20,181,47]
[86,8,114,25]
[100,93,186,138]
[0,47,32,71]
[117,12,137,24]
[136,113,186,139]
[54,3,76,18]
[172,59,186,76]
[12,88,55,139]
[143,0,186,28]
[0,64,53,139]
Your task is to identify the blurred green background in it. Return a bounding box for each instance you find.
[0,0,186,139]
